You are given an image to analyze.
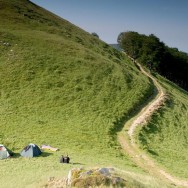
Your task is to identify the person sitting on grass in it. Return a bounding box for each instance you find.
[63,155,70,163]
[60,155,70,163]
[60,155,64,163]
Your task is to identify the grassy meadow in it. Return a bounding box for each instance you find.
[138,75,188,180]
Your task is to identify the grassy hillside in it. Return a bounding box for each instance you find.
[0,0,154,153]
[0,0,165,187]
[138,75,188,180]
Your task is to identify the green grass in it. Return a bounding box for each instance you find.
[0,0,179,187]
[0,29,153,153]
[138,75,188,180]
[0,0,162,187]
[0,28,156,187]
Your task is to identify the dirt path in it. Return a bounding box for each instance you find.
[118,61,188,187]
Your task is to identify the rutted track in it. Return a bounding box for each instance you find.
[118,61,188,187]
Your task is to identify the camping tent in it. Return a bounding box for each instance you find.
[20,143,42,158]
[0,144,13,159]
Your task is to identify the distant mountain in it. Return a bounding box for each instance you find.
[109,43,123,51]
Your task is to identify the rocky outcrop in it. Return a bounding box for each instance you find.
[67,167,126,187]
[43,167,126,188]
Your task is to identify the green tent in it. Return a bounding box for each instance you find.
[0,144,13,159]
[20,143,42,158]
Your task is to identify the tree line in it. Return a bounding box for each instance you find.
[118,31,188,90]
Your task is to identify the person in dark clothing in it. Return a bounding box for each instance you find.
[60,155,70,163]
[60,155,64,163]
[63,155,70,163]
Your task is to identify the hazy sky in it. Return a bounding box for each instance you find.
[30,0,188,53]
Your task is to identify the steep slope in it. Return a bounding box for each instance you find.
[0,0,159,187]
[138,76,188,180]
[119,61,188,187]
[0,0,153,153]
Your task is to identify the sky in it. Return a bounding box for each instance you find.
[30,0,188,53]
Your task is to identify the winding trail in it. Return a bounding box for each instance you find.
[118,61,188,187]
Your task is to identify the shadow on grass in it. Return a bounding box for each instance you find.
[148,149,158,156]
[11,152,21,158]
[72,162,85,165]
[41,152,53,157]
[10,151,53,158]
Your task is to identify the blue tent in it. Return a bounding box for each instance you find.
[20,143,41,158]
